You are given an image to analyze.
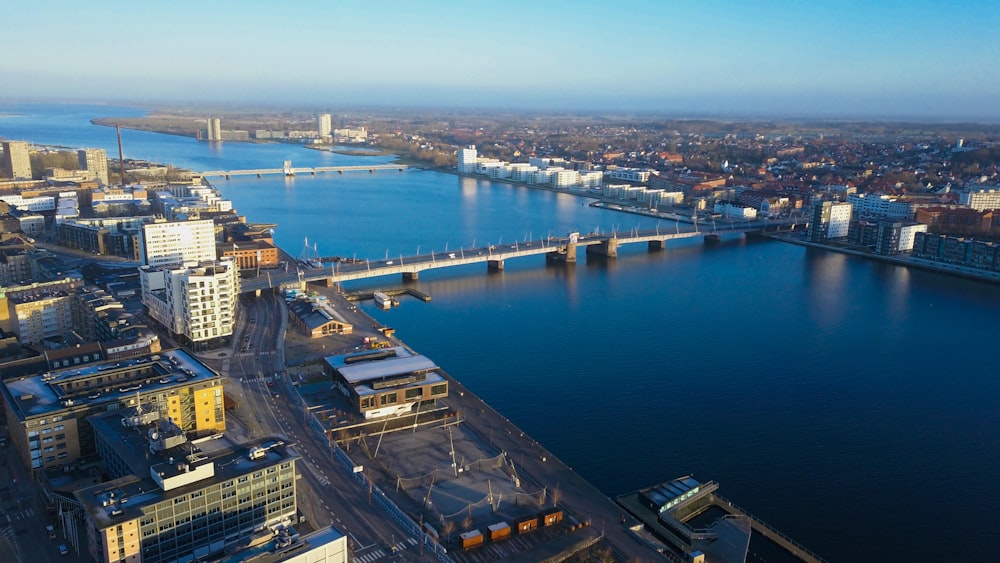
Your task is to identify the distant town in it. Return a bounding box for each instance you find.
[1,108,1000,563]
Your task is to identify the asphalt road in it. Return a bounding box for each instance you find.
[218,292,426,561]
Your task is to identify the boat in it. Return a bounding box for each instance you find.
[373,291,391,309]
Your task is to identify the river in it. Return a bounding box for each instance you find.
[3,103,1000,562]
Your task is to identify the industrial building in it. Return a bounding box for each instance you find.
[0,348,225,470]
[324,346,448,419]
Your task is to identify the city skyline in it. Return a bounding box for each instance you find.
[4,0,1000,120]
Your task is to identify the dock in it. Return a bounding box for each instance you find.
[343,287,432,303]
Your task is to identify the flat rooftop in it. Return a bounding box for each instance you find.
[2,348,218,419]
[324,346,439,385]
[75,427,298,529]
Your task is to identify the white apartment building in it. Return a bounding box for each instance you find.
[458,145,478,174]
[0,194,56,212]
[139,219,217,268]
[898,223,928,252]
[810,201,852,240]
[77,148,109,185]
[318,113,332,136]
[713,202,758,220]
[579,170,603,188]
[140,257,239,349]
[2,141,32,180]
[960,188,1000,211]
[552,169,580,188]
[847,193,913,219]
[607,168,651,183]
[207,117,222,141]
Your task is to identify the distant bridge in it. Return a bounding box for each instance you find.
[240,217,808,294]
[202,164,408,178]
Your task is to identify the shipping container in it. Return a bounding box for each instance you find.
[542,508,564,527]
[487,522,510,542]
[514,515,538,534]
[460,530,484,550]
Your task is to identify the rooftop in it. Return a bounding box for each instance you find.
[325,346,438,385]
[75,424,298,529]
[1,348,218,420]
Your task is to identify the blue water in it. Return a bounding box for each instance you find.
[4,104,1000,562]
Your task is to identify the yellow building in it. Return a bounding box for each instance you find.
[0,348,224,470]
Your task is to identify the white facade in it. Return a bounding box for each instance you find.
[78,148,109,185]
[713,202,758,219]
[552,169,580,188]
[457,145,478,174]
[0,194,55,211]
[578,170,603,188]
[828,202,852,237]
[140,219,217,268]
[960,189,1000,211]
[140,258,239,344]
[848,193,913,219]
[898,223,928,252]
[607,168,651,183]
[207,117,222,141]
[2,141,32,180]
[317,113,332,136]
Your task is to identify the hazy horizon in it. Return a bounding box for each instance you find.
[4,0,1000,120]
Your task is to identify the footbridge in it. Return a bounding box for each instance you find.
[240,217,807,294]
[202,163,408,178]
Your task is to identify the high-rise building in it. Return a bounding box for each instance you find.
[207,117,222,141]
[317,113,332,136]
[140,257,239,349]
[809,201,852,241]
[6,290,74,345]
[76,412,297,563]
[2,140,32,180]
[78,148,110,185]
[458,145,478,174]
[140,219,217,268]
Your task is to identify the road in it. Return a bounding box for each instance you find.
[220,293,425,562]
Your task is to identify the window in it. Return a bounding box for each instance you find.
[405,388,423,400]
[430,384,447,396]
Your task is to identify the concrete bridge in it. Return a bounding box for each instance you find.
[240,217,807,294]
[202,163,408,179]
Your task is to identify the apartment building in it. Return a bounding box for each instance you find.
[78,148,110,186]
[2,141,32,180]
[140,258,239,350]
[140,219,217,268]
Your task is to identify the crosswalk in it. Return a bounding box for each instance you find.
[235,350,276,358]
[242,376,274,384]
[352,538,417,563]
[5,507,33,522]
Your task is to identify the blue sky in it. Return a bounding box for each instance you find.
[4,0,999,118]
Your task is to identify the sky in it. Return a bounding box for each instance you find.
[4,0,1000,119]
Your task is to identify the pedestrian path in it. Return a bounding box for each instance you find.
[4,508,33,522]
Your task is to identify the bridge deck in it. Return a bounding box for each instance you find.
[239,219,807,293]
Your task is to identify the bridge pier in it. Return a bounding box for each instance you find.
[546,242,578,264]
[704,234,721,243]
[586,237,618,258]
[648,240,666,251]
[403,272,419,282]
[488,259,504,271]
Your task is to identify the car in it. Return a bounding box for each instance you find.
[385,260,394,265]
[58,544,69,556]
